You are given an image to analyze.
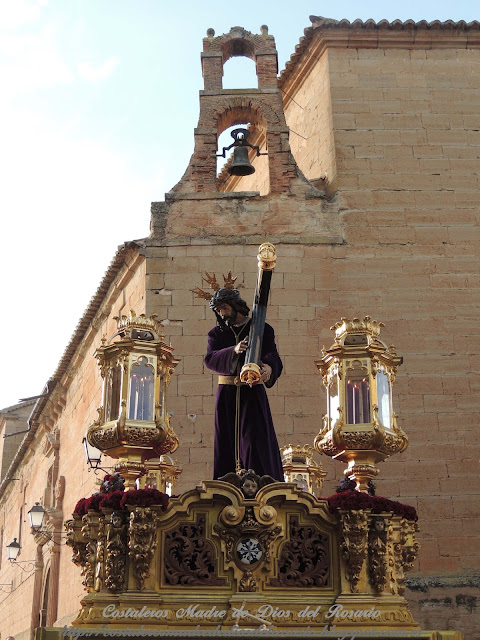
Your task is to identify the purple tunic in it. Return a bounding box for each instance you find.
[204,321,284,481]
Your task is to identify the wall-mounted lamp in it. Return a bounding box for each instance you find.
[82,435,109,473]
[5,538,35,573]
[28,502,45,530]
[6,538,20,562]
[27,503,66,546]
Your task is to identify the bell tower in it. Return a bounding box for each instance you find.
[151,26,341,245]
[193,25,296,194]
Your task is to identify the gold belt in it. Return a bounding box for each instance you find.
[218,375,246,386]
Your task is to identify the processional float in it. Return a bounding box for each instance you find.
[52,245,461,640]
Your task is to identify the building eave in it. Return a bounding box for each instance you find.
[279,15,480,91]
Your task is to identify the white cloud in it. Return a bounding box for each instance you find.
[0,0,41,30]
[77,57,119,83]
[0,27,74,95]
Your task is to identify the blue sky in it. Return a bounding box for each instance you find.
[0,0,478,408]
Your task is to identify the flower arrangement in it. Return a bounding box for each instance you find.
[73,476,169,517]
[328,490,417,521]
[120,488,169,510]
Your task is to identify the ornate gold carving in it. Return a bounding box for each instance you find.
[89,309,180,489]
[220,506,245,527]
[89,425,118,450]
[214,505,282,581]
[81,514,98,592]
[257,242,276,271]
[68,481,428,632]
[239,570,257,592]
[94,516,105,592]
[129,507,158,590]
[156,425,179,455]
[105,511,128,592]
[65,517,88,575]
[339,510,368,592]
[331,316,385,343]
[239,362,261,387]
[281,444,327,495]
[114,310,165,341]
[164,513,225,586]
[315,317,405,490]
[269,515,330,587]
[368,516,388,592]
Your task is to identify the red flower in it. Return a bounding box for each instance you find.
[84,493,105,512]
[120,489,169,510]
[73,498,89,516]
[327,491,417,521]
[99,491,124,510]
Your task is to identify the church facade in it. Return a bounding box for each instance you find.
[0,16,479,640]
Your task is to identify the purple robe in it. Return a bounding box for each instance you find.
[204,321,284,481]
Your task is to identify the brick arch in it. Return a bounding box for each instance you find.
[202,27,278,91]
[220,34,256,64]
[213,98,284,136]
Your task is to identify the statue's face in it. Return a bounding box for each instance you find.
[242,479,258,498]
[215,303,237,325]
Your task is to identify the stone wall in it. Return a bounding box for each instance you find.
[278,31,480,639]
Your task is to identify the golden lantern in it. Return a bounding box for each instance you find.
[281,444,327,495]
[314,317,408,491]
[86,311,180,489]
[141,455,182,495]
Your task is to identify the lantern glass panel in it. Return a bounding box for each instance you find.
[376,369,391,428]
[128,357,154,421]
[346,365,370,424]
[105,364,122,422]
[328,377,340,428]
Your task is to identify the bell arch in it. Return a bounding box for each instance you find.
[171,26,300,195]
[201,25,278,91]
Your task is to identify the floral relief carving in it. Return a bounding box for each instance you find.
[105,511,128,592]
[340,510,368,593]
[164,514,225,586]
[269,515,330,587]
[129,507,158,590]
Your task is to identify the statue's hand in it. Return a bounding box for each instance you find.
[234,337,248,355]
[260,362,272,383]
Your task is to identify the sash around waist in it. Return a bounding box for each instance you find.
[217,375,264,386]
[218,375,244,386]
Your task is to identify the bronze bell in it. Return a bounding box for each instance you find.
[228,146,255,176]
[217,128,262,177]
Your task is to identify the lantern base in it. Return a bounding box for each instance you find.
[344,460,380,492]
[115,459,147,491]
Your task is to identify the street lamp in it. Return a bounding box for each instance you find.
[6,538,20,562]
[28,502,46,530]
[82,435,103,470]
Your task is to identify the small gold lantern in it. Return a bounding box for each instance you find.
[87,311,180,489]
[281,444,327,495]
[314,317,408,491]
[142,455,182,495]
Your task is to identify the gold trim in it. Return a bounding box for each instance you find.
[218,375,246,386]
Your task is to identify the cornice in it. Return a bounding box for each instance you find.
[279,15,480,95]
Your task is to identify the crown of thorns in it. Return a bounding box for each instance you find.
[190,270,238,301]
[208,288,249,313]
